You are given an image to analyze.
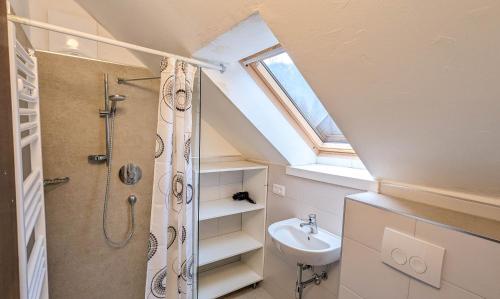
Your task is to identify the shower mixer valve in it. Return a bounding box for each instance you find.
[119,163,142,185]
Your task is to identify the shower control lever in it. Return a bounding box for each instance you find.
[88,154,107,163]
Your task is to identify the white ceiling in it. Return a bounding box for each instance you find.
[74,0,500,199]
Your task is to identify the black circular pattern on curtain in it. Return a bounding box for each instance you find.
[175,88,192,111]
[147,233,158,261]
[181,226,186,244]
[151,266,167,298]
[181,256,194,282]
[167,226,176,249]
[172,172,184,204]
[183,137,191,163]
[155,134,164,158]
[186,184,193,205]
[162,75,175,109]
[177,255,193,295]
[160,57,169,72]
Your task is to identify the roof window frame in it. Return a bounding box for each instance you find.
[242,45,355,155]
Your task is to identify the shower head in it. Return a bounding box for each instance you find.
[109,94,126,102]
[109,94,126,114]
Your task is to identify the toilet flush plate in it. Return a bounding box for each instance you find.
[381,227,445,288]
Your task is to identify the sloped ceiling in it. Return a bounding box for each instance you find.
[75,0,500,199]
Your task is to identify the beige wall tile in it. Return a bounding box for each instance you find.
[409,279,482,299]
[340,237,410,299]
[415,221,500,299]
[344,200,416,251]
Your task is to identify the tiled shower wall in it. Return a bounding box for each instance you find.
[38,52,158,299]
[263,164,362,299]
[340,199,500,299]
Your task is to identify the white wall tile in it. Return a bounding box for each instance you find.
[313,207,343,236]
[409,279,482,299]
[220,170,243,185]
[264,164,358,298]
[261,276,295,299]
[219,183,243,198]
[218,214,242,235]
[343,200,416,251]
[302,281,337,299]
[262,247,297,298]
[199,219,219,240]
[320,262,341,296]
[340,237,410,299]
[415,220,500,299]
[339,285,364,299]
[200,184,220,201]
[269,164,358,216]
[266,193,296,224]
[200,172,219,187]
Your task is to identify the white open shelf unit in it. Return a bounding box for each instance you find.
[198,160,268,299]
[200,160,268,173]
[199,197,265,221]
[198,262,262,299]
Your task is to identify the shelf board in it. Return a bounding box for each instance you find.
[199,231,263,266]
[198,262,263,299]
[199,198,265,221]
[200,160,267,173]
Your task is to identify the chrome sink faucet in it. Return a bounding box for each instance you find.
[300,214,318,234]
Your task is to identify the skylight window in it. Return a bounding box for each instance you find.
[261,53,346,144]
[244,46,353,154]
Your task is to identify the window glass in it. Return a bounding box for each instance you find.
[262,52,347,143]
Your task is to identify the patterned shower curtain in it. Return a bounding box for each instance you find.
[145,57,197,299]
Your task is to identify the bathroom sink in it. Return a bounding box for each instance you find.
[268,218,341,266]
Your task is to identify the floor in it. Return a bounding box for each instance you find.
[222,285,275,299]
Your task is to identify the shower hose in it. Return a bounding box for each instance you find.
[102,115,136,248]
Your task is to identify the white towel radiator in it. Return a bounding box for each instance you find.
[7,16,49,299]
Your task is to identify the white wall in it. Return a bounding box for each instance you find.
[10,0,145,67]
[201,71,289,165]
[200,119,241,160]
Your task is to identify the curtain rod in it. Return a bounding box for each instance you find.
[7,14,225,72]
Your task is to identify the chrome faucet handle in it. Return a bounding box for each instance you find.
[308,214,317,222]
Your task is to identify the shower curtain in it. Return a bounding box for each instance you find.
[146,57,197,299]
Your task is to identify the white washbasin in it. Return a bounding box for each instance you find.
[268,218,341,266]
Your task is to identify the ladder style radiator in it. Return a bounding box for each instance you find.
[8,19,49,299]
